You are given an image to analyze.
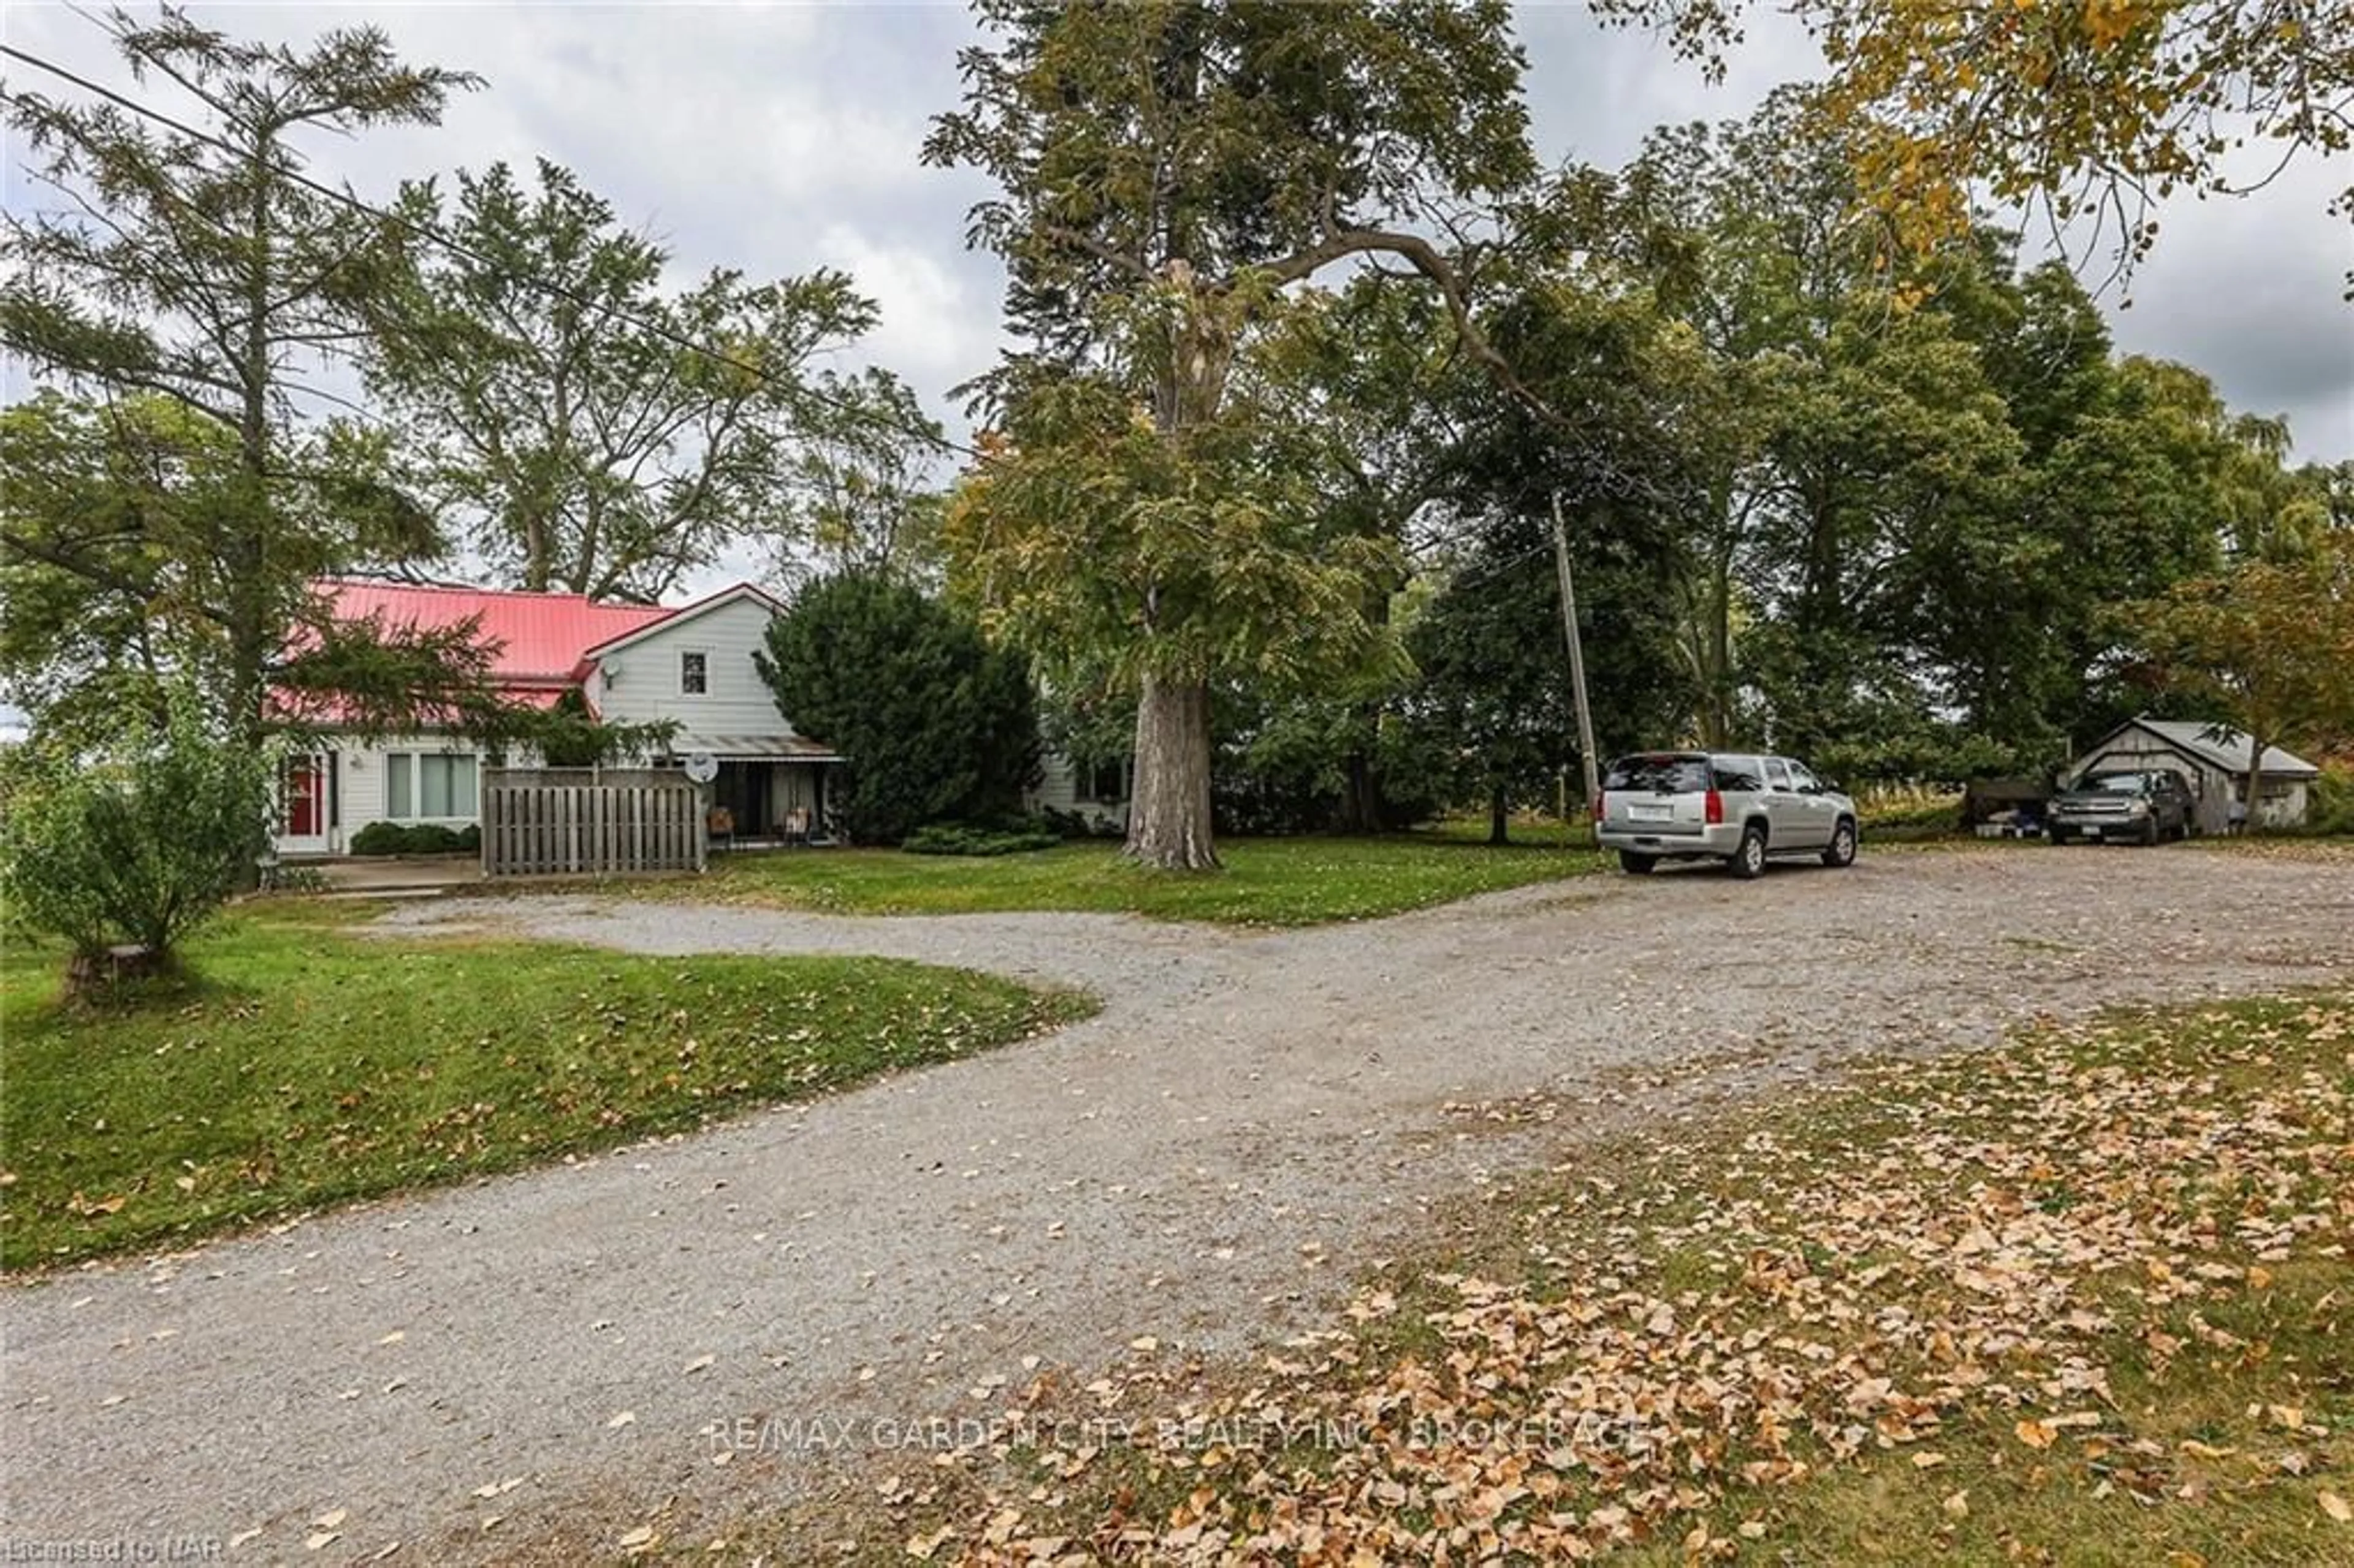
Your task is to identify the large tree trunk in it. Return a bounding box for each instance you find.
[1126,674,1219,870]
[1336,740,1385,834]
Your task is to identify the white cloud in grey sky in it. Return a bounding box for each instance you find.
[4,0,2349,470]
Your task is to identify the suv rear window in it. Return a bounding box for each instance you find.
[1604,756,1712,793]
[1716,758,1767,791]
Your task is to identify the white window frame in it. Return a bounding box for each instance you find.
[679,649,710,696]
[1078,757,1130,805]
[381,750,479,821]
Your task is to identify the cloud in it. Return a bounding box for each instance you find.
[4,0,2345,466]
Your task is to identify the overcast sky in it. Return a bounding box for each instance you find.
[5,2,2350,466]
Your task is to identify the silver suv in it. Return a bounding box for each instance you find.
[1595,752,1860,878]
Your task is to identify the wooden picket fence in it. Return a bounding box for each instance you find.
[481,768,707,877]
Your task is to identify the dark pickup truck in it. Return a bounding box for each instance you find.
[2046,769,2196,845]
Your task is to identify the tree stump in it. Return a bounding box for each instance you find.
[66,944,166,997]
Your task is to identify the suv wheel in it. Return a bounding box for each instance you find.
[1727,822,1769,880]
[1618,850,1657,876]
[1821,817,1858,868]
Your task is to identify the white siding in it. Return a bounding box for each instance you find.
[590,596,799,736]
[1027,752,1081,813]
[276,733,500,853]
[1026,750,1130,831]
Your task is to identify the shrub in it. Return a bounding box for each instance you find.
[2299,764,2354,836]
[406,823,468,854]
[902,820,1061,856]
[1037,805,1123,840]
[0,691,267,962]
[349,821,413,856]
[349,821,481,856]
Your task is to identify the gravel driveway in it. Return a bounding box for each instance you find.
[7,847,2352,1560]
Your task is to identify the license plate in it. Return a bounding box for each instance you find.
[1629,803,1672,821]
[2082,826,2102,840]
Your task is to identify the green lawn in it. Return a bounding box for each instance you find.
[627,833,1607,925]
[0,907,1092,1271]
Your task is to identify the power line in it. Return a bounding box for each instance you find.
[0,42,978,462]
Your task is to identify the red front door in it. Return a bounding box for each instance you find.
[284,757,324,839]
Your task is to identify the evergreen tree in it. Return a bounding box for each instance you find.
[754,576,1040,843]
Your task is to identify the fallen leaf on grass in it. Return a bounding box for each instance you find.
[2322,1490,2352,1524]
[1943,1490,1970,1520]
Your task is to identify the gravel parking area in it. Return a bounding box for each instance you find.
[7,845,2352,1561]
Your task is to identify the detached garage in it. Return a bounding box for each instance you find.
[2066,717,2320,833]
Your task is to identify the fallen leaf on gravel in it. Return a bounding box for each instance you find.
[618,1524,657,1550]
[304,1532,338,1551]
[370,1543,400,1561]
[376,1331,404,1346]
[471,1477,524,1499]
[908,999,2354,1564]
[312,1510,347,1530]
[682,1354,715,1375]
[606,1410,636,1429]
[228,1529,261,1550]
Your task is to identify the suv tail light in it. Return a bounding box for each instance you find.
[1704,788,1724,825]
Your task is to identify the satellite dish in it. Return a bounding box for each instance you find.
[682,752,718,784]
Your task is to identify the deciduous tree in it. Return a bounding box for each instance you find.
[2130,526,2354,822]
[926,0,1539,868]
[365,159,880,602]
[1597,0,2354,276]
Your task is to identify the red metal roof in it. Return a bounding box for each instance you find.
[314,579,675,691]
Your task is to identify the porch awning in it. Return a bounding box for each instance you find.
[665,731,842,763]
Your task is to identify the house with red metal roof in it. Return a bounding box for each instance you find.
[275,579,840,855]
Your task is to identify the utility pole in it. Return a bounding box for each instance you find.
[1550,491,1601,813]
